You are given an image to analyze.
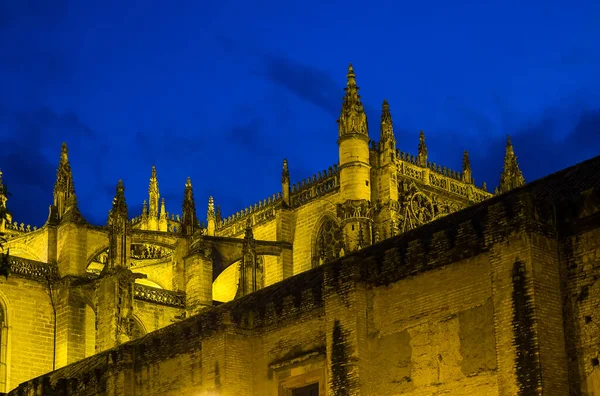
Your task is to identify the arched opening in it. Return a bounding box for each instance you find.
[312,216,343,267]
[213,261,239,303]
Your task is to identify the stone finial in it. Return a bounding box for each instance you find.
[498,135,525,194]
[53,142,77,219]
[181,176,198,235]
[462,150,473,184]
[207,196,215,220]
[109,180,128,223]
[417,130,428,167]
[282,158,290,185]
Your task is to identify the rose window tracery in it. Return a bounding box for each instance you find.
[314,217,343,266]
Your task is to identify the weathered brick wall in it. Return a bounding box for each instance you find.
[0,277,55,392]
[133,300,183,334]
[367,255,497,395]
[131,259,173,290]
[563,226,600,395]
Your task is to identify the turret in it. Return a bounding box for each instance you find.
[181,177,198,236]
[147,165,160,230]
[107,180,130,269]
[336,63,372,252]
[373,100,399,240]
[282,159,290,206]
[462,150,473,184]
[498,135,525,194]
[207,196,216,236]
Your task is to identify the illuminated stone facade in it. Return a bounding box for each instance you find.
[4,65,599,395]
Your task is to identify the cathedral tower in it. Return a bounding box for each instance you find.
[336,64,372,252]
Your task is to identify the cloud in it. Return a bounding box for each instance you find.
[421,105,600,192]
[0,105,108,226]
[214,35,344,117]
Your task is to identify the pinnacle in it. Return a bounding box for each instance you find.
[346,63,356,86]
[151,165,157,179]
[186,177,192,187]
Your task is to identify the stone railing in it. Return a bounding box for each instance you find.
[290,164,340,207]
[133,283,185,308]
[396,152,493,202]
[8,257,59,281]
[3,220,39,238]
[218,193,283,232]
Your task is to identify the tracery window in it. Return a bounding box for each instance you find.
[313,217,343,267]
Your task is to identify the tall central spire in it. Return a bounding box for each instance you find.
[337,63,368,138]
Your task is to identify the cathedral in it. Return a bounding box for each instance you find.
[1,65,599,395]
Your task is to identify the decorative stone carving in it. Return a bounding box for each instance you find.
[134,283,186,308]
[336,199,373,222]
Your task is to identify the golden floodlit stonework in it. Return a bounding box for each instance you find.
[0,64,599,395]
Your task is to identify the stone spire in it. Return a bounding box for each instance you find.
[148,165,160,230]
[207,196,216,236]
[108,180,128,224]
[498,135,525,194]
[282,158,290,206]
[181,177,198,236]
[462,150,473,184]
[107,180,130,269]
[53,142,77,219]
[417,131,428,167]
[380,99,395,144]
[337,63,368,139]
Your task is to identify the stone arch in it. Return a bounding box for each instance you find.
[131,315,147,340]
[0,289,12,392]
[311,213,343,268]
[86,246,109,267]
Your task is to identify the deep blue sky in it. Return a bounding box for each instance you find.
[1,0,599,227]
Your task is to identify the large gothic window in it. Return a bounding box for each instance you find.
[313,217,343,267]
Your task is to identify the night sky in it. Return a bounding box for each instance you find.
[1,0,599,227]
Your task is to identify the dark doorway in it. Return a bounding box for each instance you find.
[292,382,319,396]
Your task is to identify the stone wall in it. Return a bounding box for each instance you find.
[0,277,55,392]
